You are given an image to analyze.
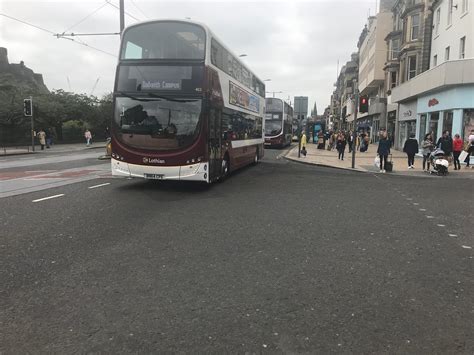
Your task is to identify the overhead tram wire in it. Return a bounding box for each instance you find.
[105,0,141,21]
[0,13,116,57]
[130,0,149,20]
[63,2,109,32]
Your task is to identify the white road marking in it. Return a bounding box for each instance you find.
[413,203,419,205]
[32,194,65,203]
[406,198,413,201]
[419,208,427,211]
[461,245,472,249]
[88,182,110,189]
[449,234,458,237]
[437,224,445,227]
[426,216,435,219]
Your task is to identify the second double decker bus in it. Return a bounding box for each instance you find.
[264,98,293,148]
[111,20,265,183]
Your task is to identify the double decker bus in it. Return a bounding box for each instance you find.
[264,98,293,148]
[111,20,265,183]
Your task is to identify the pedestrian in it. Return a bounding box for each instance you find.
[377,130,391,173]
[465,129,474,168]
[452,134,463,170]
[436,130,453,158]
[336,132,346,160]
[421,133,434,171]
[37,128,46,150]
[47,127,55,147]
[403,133,419,169]
[84,129,92,146]
[317,130,325,149]
[347,130,354,153]
[300,131,307,156]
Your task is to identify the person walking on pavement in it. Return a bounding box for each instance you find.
[421,133,434,171]
[347,130,354,153]
[436,130,453,159]
[336,132,347,160]
[377,131,391,173]
[84,129,92,146]
[37,129,46,150]
[300,131,307,157]
[403,134,419,169]
[452,134,463,170]
[465,129,474,168]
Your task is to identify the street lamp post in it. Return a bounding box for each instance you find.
[351,79,359,169]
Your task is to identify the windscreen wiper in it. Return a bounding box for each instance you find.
[146,93,198,103]
[116,92,161,102]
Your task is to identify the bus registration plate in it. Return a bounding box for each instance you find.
[144,173,164,180]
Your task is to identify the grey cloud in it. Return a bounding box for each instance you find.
[2,0,376,109]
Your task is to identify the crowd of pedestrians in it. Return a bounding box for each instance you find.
[303,127,474,172]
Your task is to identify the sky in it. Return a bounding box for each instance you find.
[1,0,378,114]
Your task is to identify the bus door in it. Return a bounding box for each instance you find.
[208,109,222,180]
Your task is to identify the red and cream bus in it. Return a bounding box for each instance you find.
[264,98,293,148]
[111,20,265,183]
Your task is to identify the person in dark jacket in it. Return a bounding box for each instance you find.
[403,134,419,169]
[336,132,347,160]
[436,130,453,156]
[377,131,391,173]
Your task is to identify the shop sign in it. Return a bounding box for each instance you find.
[428,98,439,107]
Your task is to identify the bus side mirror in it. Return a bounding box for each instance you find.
[223,132,228,140]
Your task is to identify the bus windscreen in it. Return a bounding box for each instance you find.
[121,22,206,60]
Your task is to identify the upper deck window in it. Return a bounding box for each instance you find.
[121,22,206,60]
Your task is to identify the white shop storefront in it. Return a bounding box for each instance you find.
[397,100,417,149]
[415,85,474,144]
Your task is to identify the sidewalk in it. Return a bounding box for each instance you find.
[0,142,106,157]
[285,142,474,177]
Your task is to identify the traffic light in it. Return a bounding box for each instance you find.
[24,99,32,116]
[359,96,368,113]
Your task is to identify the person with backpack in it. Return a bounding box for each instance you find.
[403,134,419,169]
[377,131,391,173]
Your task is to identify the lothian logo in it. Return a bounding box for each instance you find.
[428,98,439,107]
[143,157,165,164]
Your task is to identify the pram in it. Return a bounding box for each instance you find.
[429,148,449,176]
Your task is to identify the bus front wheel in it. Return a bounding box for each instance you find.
[221,155,230,181]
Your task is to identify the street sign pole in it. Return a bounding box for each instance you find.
[28,97,35,152]
[351,80,358,169]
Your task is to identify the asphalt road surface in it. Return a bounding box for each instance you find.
[1,147,473,353]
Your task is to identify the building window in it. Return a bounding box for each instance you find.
[435,8,441,35]
[448,0,453,25]
[461,0,469,13]
[391,71,397,88]
[391,39,400,59]
[411,14,420,40]
[445,46,450,60]
[460,37,466,59]
[407,55,417,80]
[433,54,437,66]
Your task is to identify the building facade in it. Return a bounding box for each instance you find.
[384,0,434,148]
[391,0,473,152]
[357,8,393,143]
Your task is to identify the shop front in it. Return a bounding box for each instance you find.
[397,101,417,149]
[416,85,474,144]
[387,110,396,146]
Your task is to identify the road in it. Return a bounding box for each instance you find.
[1,147,473,353]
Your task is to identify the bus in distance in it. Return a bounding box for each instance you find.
[111,20,266,183]
[264,98,293,148]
